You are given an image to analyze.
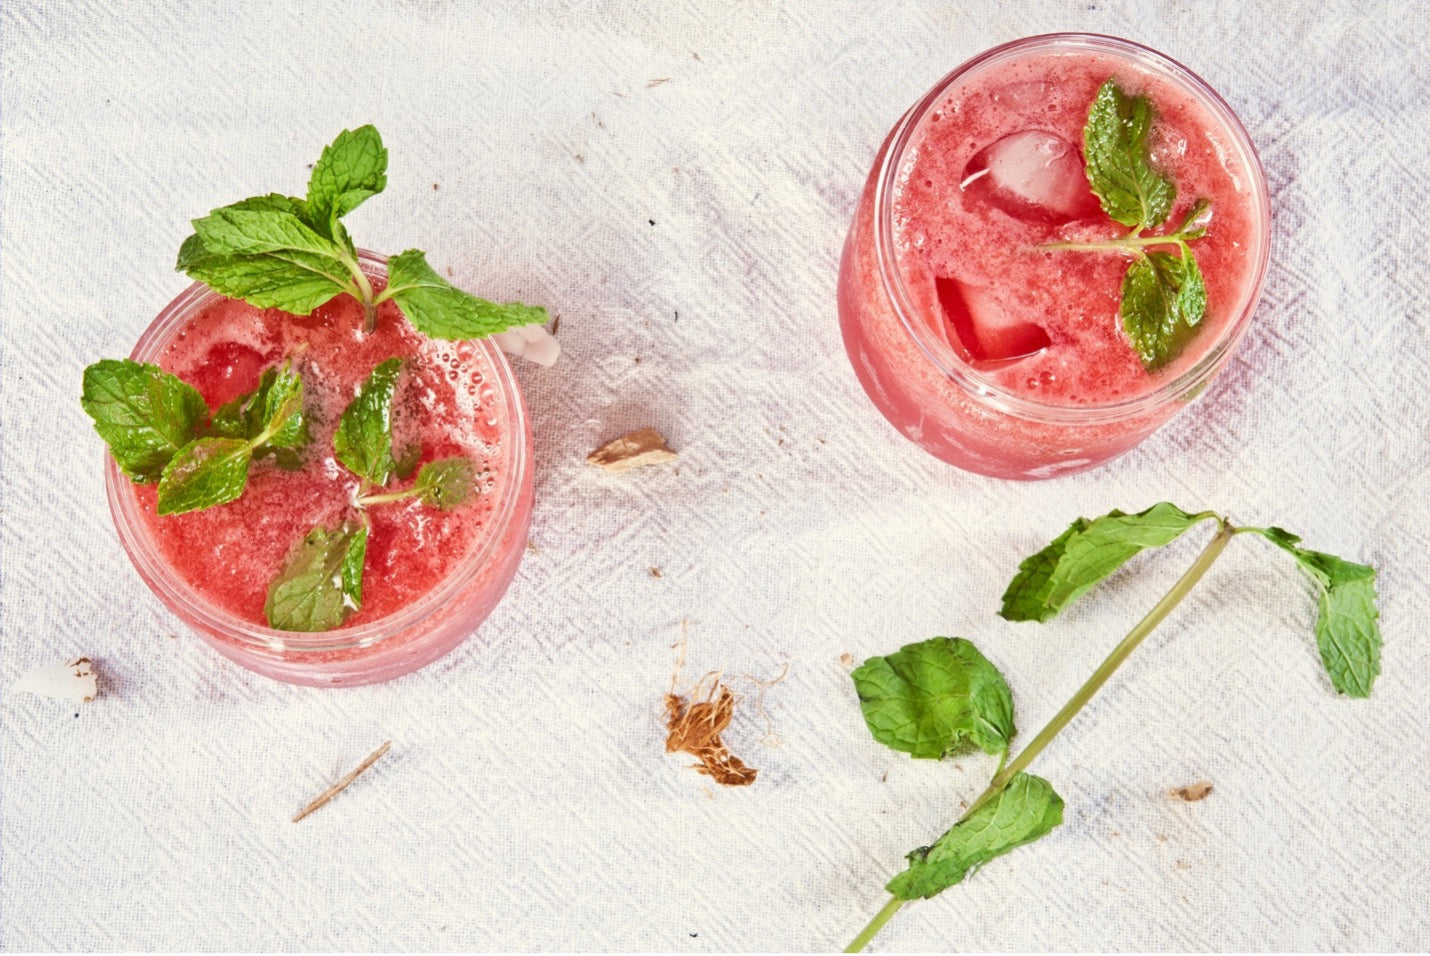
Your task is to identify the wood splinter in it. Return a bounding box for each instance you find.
[292,741,392,823]
[587,428,677,473]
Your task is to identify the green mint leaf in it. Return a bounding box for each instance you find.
[851,636,1015,760]
[1121,249,1207,371]
[1083,78,1175,230]
[1249,529,1382,697]
[191,205,343,261]
[334,357,404,486]
[251,363,307,450]
[887,772,1064,900]
[413,457,477,510]
[383,249,547,341]
[155,437,252,515]
[1001,503,1213,622]
[81,359,209,483]
[998,518,1092,623]
[177,234,352,315]
[265,521,369,632]
[305,125,387,238]
[208,363,309,452]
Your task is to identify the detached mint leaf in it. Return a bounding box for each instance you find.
[1249,529,1382,697]
[155,437,252,515]
[1001,503,1214,622]
[887,772,1064,900]
[177,234,352,315]
[306,125,387,237]
[1121,249,1207,371]
[383,249,547,341]
[334,358,404,486]
[851,637,1015,759]
[265,521,369,632]
[1083,78,1175,230]
[81,359,208,483]
[413,457,477,510]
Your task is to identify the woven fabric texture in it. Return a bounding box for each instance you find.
[2,1,1426,951]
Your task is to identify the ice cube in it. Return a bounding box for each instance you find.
[961,130,1097,223]
[935,276,1050,366]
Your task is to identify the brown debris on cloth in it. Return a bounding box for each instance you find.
[292,741,392,822]
[663,623,786,788]
[587,428,677,473]
[1172,781,1213,802]
[665,684,758,787]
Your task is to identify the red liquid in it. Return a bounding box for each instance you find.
[108,256,534,685]
[838,36,1270,478]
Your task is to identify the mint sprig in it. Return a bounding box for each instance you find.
[844,504,1382,951]
[82,358,308,513]
[263,357,481,631]
[176,125,546,339]
[154,363,306,515]
[1041,80,1214,371]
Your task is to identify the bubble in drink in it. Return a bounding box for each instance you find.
[960,130,1097,223]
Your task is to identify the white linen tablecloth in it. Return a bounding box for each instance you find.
[2,1,1427,950]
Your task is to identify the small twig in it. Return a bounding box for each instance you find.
[291,741,392,823]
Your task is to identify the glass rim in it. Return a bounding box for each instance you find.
[105,249,533,653]
[871,32,1272,424]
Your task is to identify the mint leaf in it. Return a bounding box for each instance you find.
[177,234,353,315]
[887,772,1064,900]
[305,125,387,238]
[1121,248,1207,371]
[191,206,343,260]
[1083,78,1175,230]
[334,358,404,486]
[265,521,369,632]
[998,518,1091,623]
[382,249,547,341]
[413,457,477,510]
[155,437,253,515]
[208,364,309,451]
[852,637,1015,759]
[1001,503,1214,621]
[81,359,208,483]
[1248,529,1382,697]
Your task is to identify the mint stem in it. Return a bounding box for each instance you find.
[1039,232,1193,256]
[843,518,1235,953]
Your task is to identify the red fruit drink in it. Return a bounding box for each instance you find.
[838,34,1270,479]
[107,252,534,686]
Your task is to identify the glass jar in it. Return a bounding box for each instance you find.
[837,34,1271,479]
[105,251,535,686]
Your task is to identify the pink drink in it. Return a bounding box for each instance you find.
[106,252,534,686]
[838,35,1270,479]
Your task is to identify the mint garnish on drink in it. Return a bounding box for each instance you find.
[844,503,1381,951]
[81,359,307,514]
[1042,80,1214,371]
[176,125,546,337]
[84,126,525,633]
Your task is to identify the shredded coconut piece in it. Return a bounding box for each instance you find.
[13,658,98,702]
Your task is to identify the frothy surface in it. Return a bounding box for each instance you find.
[130,288,508,628]
[893,47,1263,405]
